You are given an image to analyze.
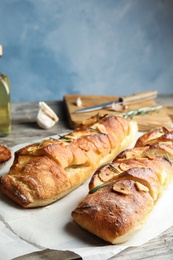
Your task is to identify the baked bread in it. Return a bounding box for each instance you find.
[0,144,11,164]
[0,114,137,208]
[72,126,173,244]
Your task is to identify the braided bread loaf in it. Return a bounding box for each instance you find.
[0,144,11,164]
[72,126,173,244]
[0,114,137,208]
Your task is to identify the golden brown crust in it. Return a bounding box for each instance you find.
[135,126,173,147]
[0,115,138,208]
[72,126,173,244]
[72,177,154,244]
[0,144,11,164]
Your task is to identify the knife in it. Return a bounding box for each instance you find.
[73,90,158,113]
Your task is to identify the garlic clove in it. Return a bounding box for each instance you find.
[111,103,128,112]
[112,182,131,195]
[37,101,59,129]
[76,97,82,107]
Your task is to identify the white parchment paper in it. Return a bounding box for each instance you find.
[0,133,173,260]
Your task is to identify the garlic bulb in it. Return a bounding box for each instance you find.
[37,101,59,129]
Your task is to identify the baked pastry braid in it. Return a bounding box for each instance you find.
[0,114,137,208]
[72,126,173,244]
[0,145,11,164]
[135,126,173,147]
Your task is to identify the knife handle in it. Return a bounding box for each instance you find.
[123,90,158,104]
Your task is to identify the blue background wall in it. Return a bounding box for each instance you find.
[0,0,173,102]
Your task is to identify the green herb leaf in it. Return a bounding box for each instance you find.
[108,164,120,173]
[89,127,106,135]
[164,154,173,164]
[121,105,162,119]
[89,182,112,194]
[37,140,45,148]
[58,135,73,142]
[97,114,108,121]
[49,137,57,140]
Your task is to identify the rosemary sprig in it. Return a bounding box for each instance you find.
[49,136,73,143]
[89,127,106,135]
[89,165,120,194]
[121,105,162,119]
[49,137,58,140]
[164,154,173,164]
[97,113,108,121]
[108,164,121,173]
[89,182,112,194]
[38,137,58,147]
[158,128,164,133]
[37,140,45,148]
[58,136,73,143]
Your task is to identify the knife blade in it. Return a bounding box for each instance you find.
[73,90,158,113]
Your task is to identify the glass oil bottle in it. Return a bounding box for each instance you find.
[0,45,11,136]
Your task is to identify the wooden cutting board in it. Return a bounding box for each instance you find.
[64,94,173,131]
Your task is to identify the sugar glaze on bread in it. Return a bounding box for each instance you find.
[0,114,137,208]
[72,126,173,244]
